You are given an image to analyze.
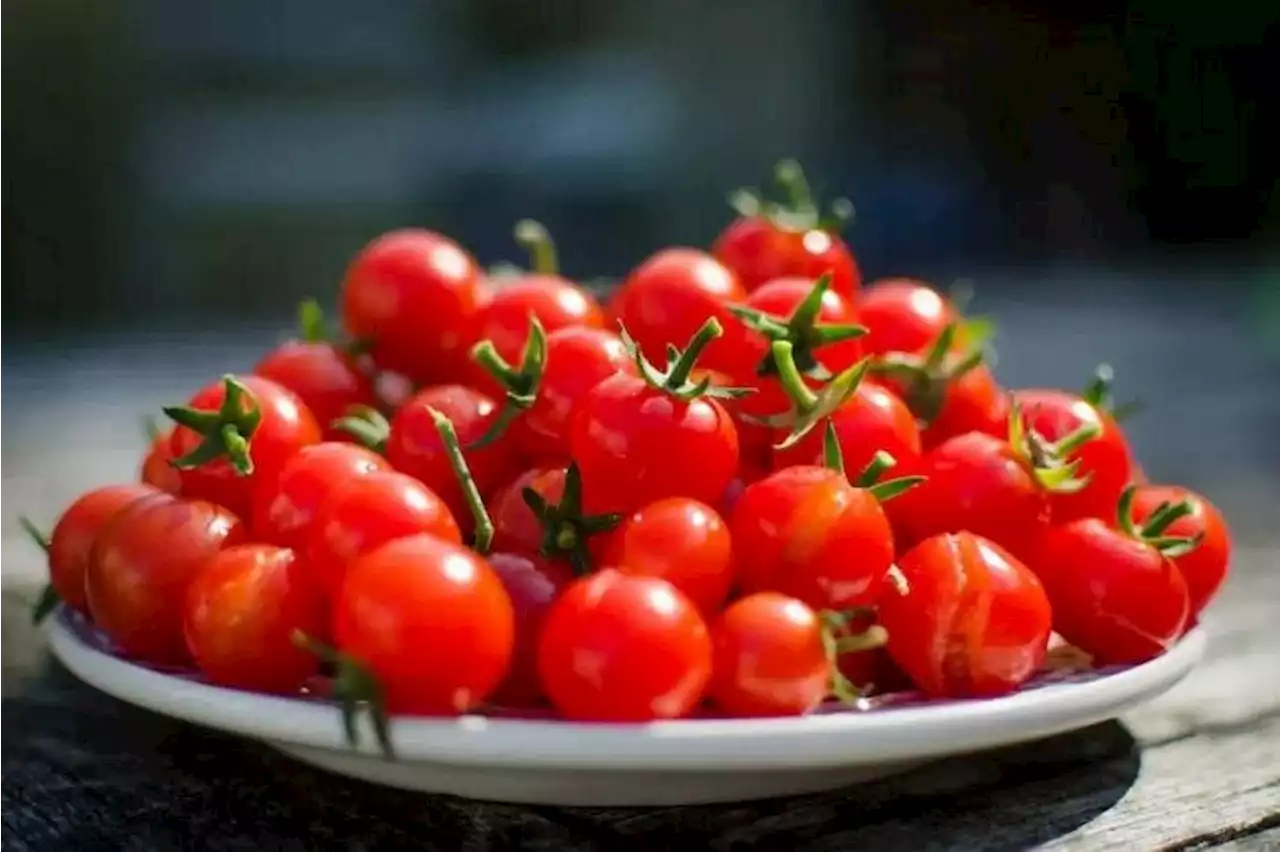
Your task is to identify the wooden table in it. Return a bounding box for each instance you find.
[4,281,1278,850]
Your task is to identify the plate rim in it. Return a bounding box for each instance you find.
[45,607,1206,771]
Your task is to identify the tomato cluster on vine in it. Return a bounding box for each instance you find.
[26,161,1231,755]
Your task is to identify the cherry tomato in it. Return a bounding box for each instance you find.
[878,532,1052,697]
[537,569,712,721]
[714,217,860,301]
[489,467,565,557]
[334,534,515,715]
[724,276,864,378]
[486,551,574,708]
[472,278,604,369]
[140,429,183,495]
[86,495,246,665]
[1013,388,1134,523]
[609,248,748,374]
[250,442,388,550]
[1128,485,1229,616]
[708,592,831,717]
[1035,517,1190,665]
[602,497,734,616]
[42,483,162,614]
[386,384,519,535]
[307,469,460,599]
[859,279,959,357]
[772,381,922,479]
[184,544,328,693]
[340,228,488,386]
[254,341,376,441]
[167,375,321,520]
[731,465,895,610]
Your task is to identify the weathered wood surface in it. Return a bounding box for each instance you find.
[4,285,1278,850]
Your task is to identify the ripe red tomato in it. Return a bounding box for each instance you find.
[1128,485,1230,616]
[708,592,831,717]
[334,534,515,715]
[184,544,328,693]
[608,248,748,374]
[878,532,1052,697]
[486,551,574,708]
[251,442,388,550]
[471,279,604,370]
[86,495,246,665]
[731,465,895,610]
[859,279,959,357]
[307,469,460,599]
[714,217,860,301]
[771,380,922,479]
[489,467,565,557]
[166,375,321,520]
[725,276,865,378]
[537,569,712,721]
[254,341,376,441]
[602,497,734,616]
[340,228,488,386]
[1035,514,1190,665]
[42,483,162,615]
[140,429,183,495]
[1012,388,1134,523]
[386,384,519,535]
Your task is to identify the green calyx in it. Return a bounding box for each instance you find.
[521,463,621,577]
[293,631,394,760]
[818,608,888,704]
[163,376,263,476]
[468,317,548,449]
[428,407,494,554]
[1007,402,1099,494]
[619,317,753,403]
[1082,363,1144,422]
[295,298,373,356]
[762,340,871,451]
[729,158,854,234]
[20,517,60,624]
[333,404,391,454]
[853,451,925,504]
[1116,486,1203,557]
[869,323,986,425]
[729,273,867,380]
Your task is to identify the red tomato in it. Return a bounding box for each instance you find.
[1128,485,1230,616]
[486,551,574,708]
[537,570,712,721]
[184,544,328,693]
[1035,517,1190,665]
[340,228,488,386]
[43,483,162,615]
[714,217,860,301]
[724,276,864,379]
[602,497,734,616]
[609,248,748,374]
[334,534,515,715]
[472,278,604,370]
[166,375,321,520]
[250,442,388,550]
[731,466,895,611]
[859,279,959,357]
[386,385,519,535]
[1013,389,1134,523]
[86,495,246,665]
[140,430,183,495]
[489,467,565,557]
[708,592,831,717]
[253,341,376,441]
[771,381,923,479]
[878,532,1052,697]
[307,470,460,599]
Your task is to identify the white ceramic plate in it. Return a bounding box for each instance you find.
[46,607,1205,807]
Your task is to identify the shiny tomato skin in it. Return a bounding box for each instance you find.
[923,365,1008,450]
[709,592,830,717]
[253,341,377,441]
[306,470,460,600]
[858,279,959,357]
[86,495,246,665]
[340,228,488,386]
[1035,519,1190,665]
[568,372,739,516]
[486,551,575,708]
[475,276,605,366]
[609,248,749,374]
[168,375,321,520]
[878,532,1052,698]
[250,442,389,550]
[712,217,861,301]
[140,431,183,495]
[334,534,515,715]
[518,327,635,465]
[724,276,864,378]
[183,544,328,693]
[489,467,565,557]
[386,384,519,535]
[602,497,734,616]
[537,570,712,721]
[1012,389,1134,524]
[731,466,895,611]
[46,484,163,614]
[771,381,923,479]
[1128,485,1229,616]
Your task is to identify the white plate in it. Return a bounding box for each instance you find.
[46,607,1205,807]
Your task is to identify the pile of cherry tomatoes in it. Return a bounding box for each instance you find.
[28,161,1231,753]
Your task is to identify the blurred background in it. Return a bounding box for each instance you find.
[3,0,1279,581]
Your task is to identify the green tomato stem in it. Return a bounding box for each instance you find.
[514,219,559,276]
[665,317,723,389]
[427,408,494,554]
